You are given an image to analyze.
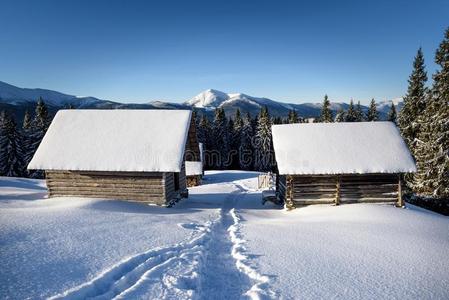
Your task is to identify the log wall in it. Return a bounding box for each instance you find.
[46,170,180,206]
[280,173,402,208]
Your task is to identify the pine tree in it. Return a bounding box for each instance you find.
[231,109,243,169]
[34,97,50,129]
[398,48,428,150]
[197,114,211,169]
[23,110,32,129]
[26,99,51,178]
[240,112,254,170]
[197,114,209,145]
[345,100,357,122]
[398,48,430,194]
[0,111,26,177]
[212,108,229,169]
[366,99,379,121]
[387,103,397,124]
[254,106,273,171]
[335,108,345,122]
[355,101,364,121]
[319,95,333,122]
[423,28,449,198]
[21,110,33,177]
[288,110,300,124]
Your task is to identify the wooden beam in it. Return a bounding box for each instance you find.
[335,175,341,206]
[286,175,295,210]
[396,174,404,207]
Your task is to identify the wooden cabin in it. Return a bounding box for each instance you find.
[186,143,204,187]
[271,122,416,209]
[28,109,201,206]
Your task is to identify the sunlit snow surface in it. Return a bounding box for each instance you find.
[1,171,448,299]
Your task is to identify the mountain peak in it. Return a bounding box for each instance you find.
[185,89,230,108]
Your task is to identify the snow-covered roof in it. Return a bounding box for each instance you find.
[186,143,203,176]
[28,110,192,172]
[185,161,203,176]
[272,122,416,175]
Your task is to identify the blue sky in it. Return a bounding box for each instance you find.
[1,0,448,104]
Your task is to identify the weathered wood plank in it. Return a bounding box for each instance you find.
[292,199,335,205]
[47,181,164,189]
[47,171,163,178]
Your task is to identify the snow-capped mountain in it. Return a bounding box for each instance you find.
[0,81,403,123]
[185,89,231,108]
[184,89,401,119]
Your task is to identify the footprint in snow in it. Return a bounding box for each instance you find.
[178,223,205,231]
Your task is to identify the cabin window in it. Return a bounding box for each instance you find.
[174,172,180,191]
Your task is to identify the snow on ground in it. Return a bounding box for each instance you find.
[1,171,449,299]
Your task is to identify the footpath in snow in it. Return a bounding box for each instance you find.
[0,171,276,300]
[1,171,449,299]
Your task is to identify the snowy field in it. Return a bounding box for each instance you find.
[1,171,449,299]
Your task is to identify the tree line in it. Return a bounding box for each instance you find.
[398,28,449,200]
[0,98,50,178]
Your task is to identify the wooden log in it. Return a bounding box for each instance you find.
[294,189,336,193]
[286,175,294,209]
[340,198,397,203]
[48,186,164,194]
[46,177,164,184]
[293,193,335,199]
[292,199,335,205]
[47,181,164,189]
[396,174,404,207]
[293,182,336,186]
[47,171,163,178]
[49,193,165,204]
[46,174,163,182]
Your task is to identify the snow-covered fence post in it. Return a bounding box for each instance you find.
[396,174,404,207]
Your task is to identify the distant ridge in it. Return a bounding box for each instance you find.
[0,81,402,121]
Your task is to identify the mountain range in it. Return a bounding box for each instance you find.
[0,81,402,123]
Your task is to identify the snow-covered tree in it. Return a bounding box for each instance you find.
[398,48,428,150]
[239,112,254,170]
[254,106,273,171]
[0,111,26,177]
[335,108,345,122]
[345,100,357,122]
[212,108,229,169]
[387,103,397,124]
[230,109,243,169]
[366,99,379,121]
[398,48,429,193]
[288,110,300,124]
[423,28,449,198]
[319,95,333,122]
[355,101,364,121]
[22,110,31,129]
[197,114,210,145]
[26,99,51,178]
[197,114,212,169]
